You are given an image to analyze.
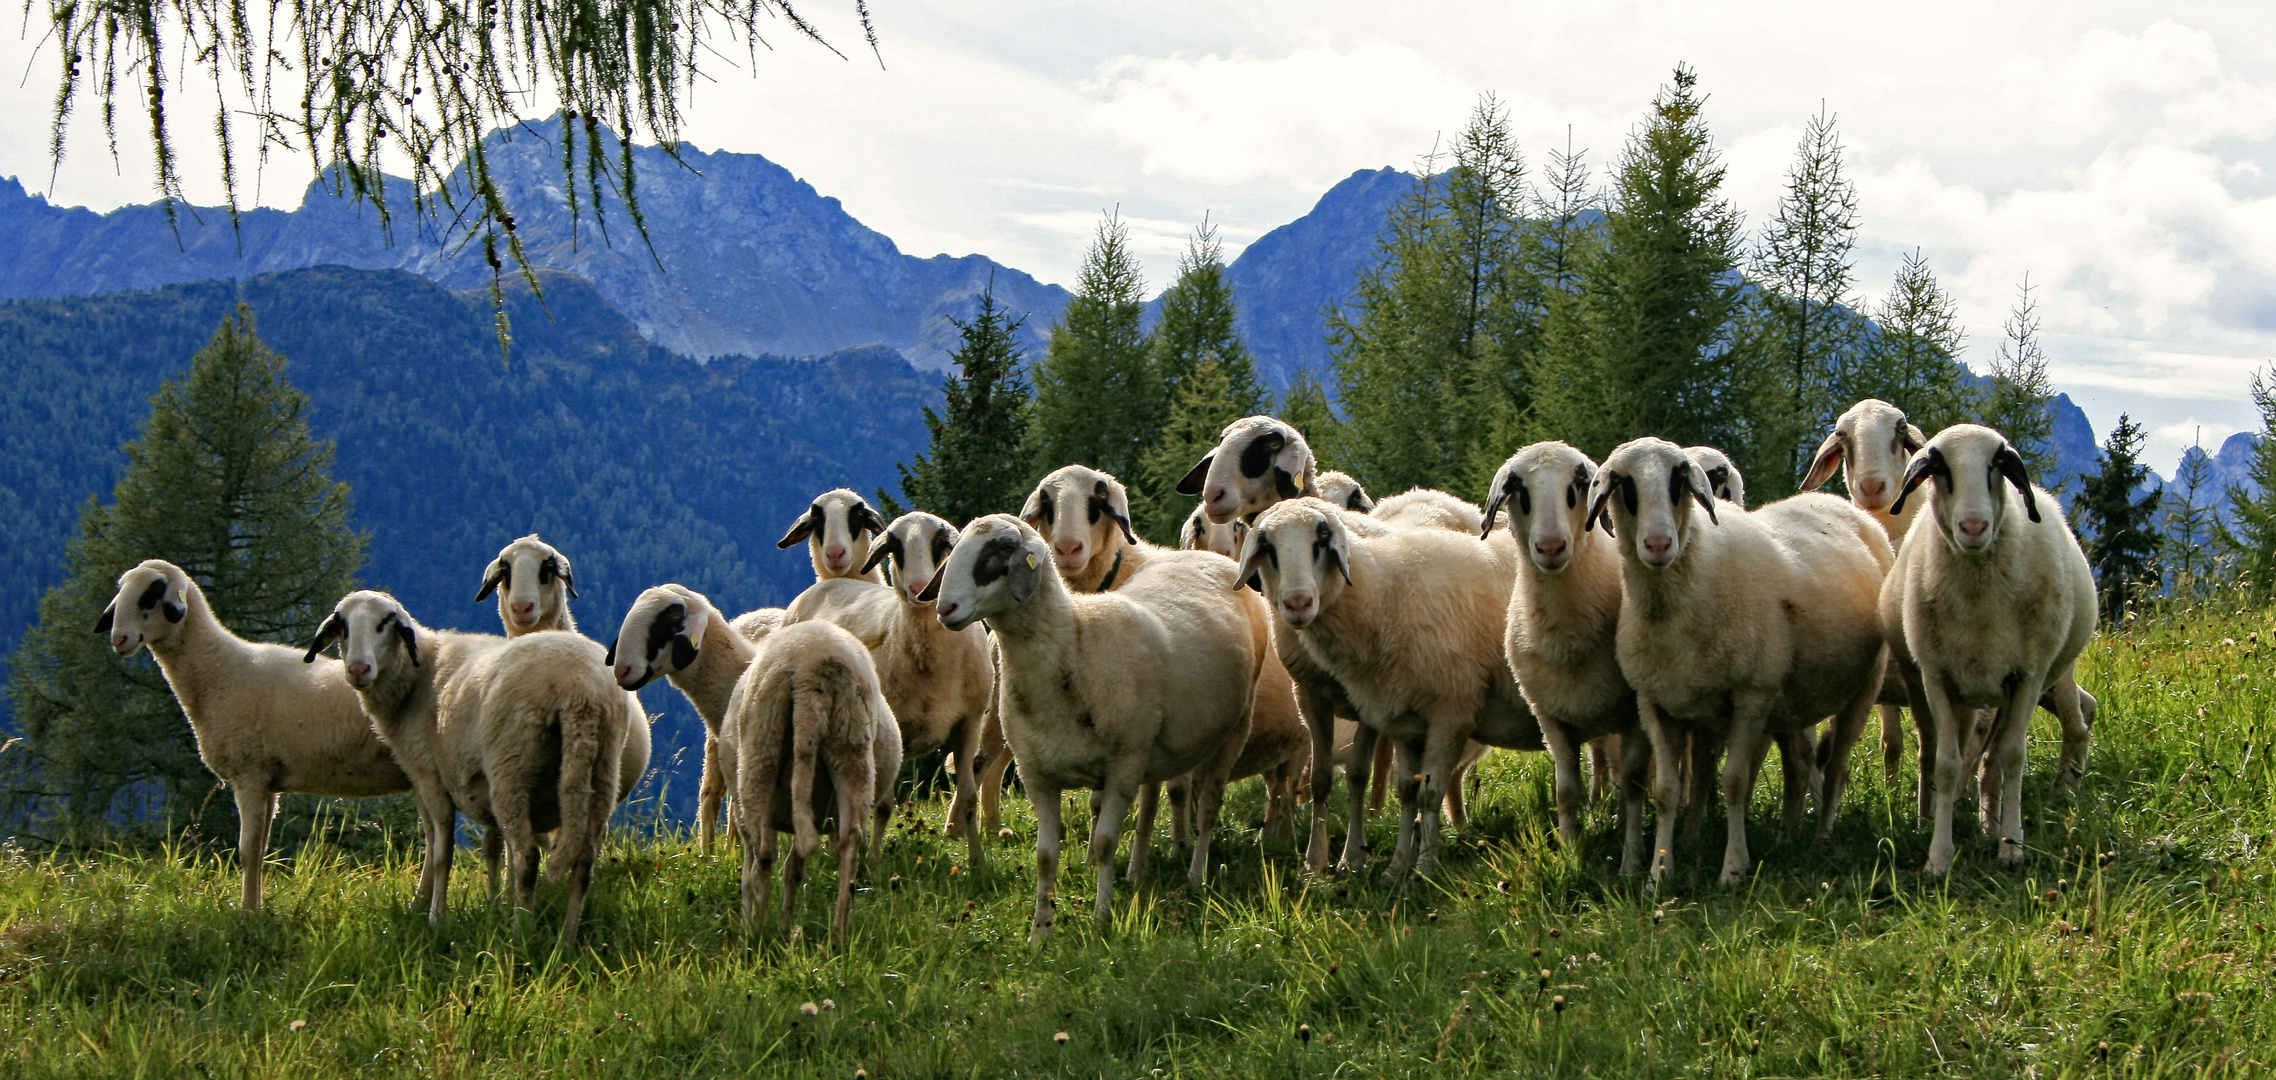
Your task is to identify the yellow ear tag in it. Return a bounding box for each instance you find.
[1025,553,1039,570]
[1295,474,1307,492]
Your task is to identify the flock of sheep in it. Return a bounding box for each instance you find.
[93,398,2099,948]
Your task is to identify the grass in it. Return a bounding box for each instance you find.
[3,603,2273,1078]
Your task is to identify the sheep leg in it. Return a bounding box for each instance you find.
[1338,722,1381,874]
[1716,697,1775,888]
[698,734,725,856]
[2046,670,2093,801]
[1815,657,1883,840]
[1537,715,1589,852]
[1990,678,2037,869]
[1638,697,1686,890]
[945,721,987,871]
[1878,704,1907,781]
[1088,782,1137,931]
[1185,720,1246,894]
[1412,724,1471,881]
[232,786,276,911]
[740,811,775,936]
[1682,728,1720,844]
[832,766,870,950]
[1028,781,1064,944]
[1300,680,1339,873]
[1617,726,1651,878]
[559,849,592,951]
[1368,737,1395,815]
[1958,708,1992,811]
[1920,675,1969,878]
[417,786,458,926]
[780,844,808,940]
[1896,661,1935,821]
[1587,736,1615,806]
[1168,777,1195,864]
[1127,784,1158,883]
[481,827,505,904]
[1443,754,1470,831]
[976,675,1010,832]
[1771,729,1811,841]
[1386,740,1423,881]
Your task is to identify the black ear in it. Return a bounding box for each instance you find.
[853,503,886,538]
[603,643,616,667]
[1900,420,1927,455]
[162,599,185,623]
[915,573,943,603]
[93,604,116,635]
[670,634,699,670]
[304,612,344,663]
[1019,486,1051,526]
[1177,453,1213,496]
[1272,467,1301,499]
[1585,475,1618,535]
[1704,465,1730,500]
[1008,547,1041,603]
[1684,465,1718,525]
[475,561,506,602]
[1347,487,1375,513]
[777,507,821,549]
[559,564,578,600]
[395,620,420,667]
[1481,472,1515,538]
[1992,444,2042,523]
[861,532,904,576]
[1107,503,1137,546]
[1891,446,1945,517]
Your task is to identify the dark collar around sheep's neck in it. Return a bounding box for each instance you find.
[1096,547,1126,591]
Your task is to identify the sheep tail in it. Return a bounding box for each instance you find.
[788,666,837,861]
[548,693,614,882]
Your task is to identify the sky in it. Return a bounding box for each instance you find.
[4,1,2271,473]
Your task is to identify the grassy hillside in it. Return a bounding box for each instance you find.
[1,603,2269,1077]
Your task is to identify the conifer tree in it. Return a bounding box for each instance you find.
[1278,371,1344,470]
[1752,106,1862,497]
[887,283,1034,524]
[1333,95,1534,495]
[1982,274,2057,477]
[1540,66,1754,470]
[4,306,365,831]
[1027,212,1156,481]
[2216,366,2276,599]
[1847,249,1975,437]
[1134,222,1266,541]
[2074,413,2162,623]
[2160,432,2222,596]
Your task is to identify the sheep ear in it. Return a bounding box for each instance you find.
[162,598,185,623]
[559,565,578,600]
[1902,423,1927,454]
[1993,444,2042,523]
[1232,530,1269,591]
[1481,470,1514,539]
[475,561,506,602]
[1891,447,1943,516]
[1347,486,1375,513]
[1008,548,1041,603]
[853,503,886,539]
[1585,478,1617,535]
[602,642,616,667]
[1018,486,1049,527]
[1704,465,1732,503]
[1325,525,1354,586]
[861,532,904,576]
[304,612,344,663]
[93,604,115,635]
[395,620,420,667]
[1106,483,1138,545]
[915,572,944,603]
[1176,453,1213,497]
[1800,432,1845,491]
[1686,465,1719,525]
[777,508,820,549]
[670,634,699,671]
[1274,434,1312,495]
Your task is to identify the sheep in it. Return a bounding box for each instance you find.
[1484,444,1650,874]
[1684,445,1746,508]
[306,593,636,944]
[731,607,786,641]
[93,560,411,910]
[793,511,999,868]
[1179,415,1320,525]
[925,515,1264,942]
[1028,465,1306,869]
[1880,424,2096,876]
[475,534,579,635]
[1314,471,1375,513]
[1589,438,1890,888]
[1236,497,1542,881]
[777,488,888,584]
[476,535,651,826]
[718,619,902,946]
[608,585,759,854]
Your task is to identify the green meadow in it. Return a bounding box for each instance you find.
[3,602,2270,1078]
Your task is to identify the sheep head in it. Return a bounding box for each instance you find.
[1020,465,1136,579]
[1180,415,1317,525]
[1802,398,1926,514]
[1893,424,2044,555]
[477,533,576,635]
[94,559,191,655]
[865,511,961,606]
[608,584,712,690]
[1485,442,1598,573]
[306,590,420,689]
[1236,498,1354,630]
[925,515,1048,632]
[778,488,885,580]
[1592,438,1719,570]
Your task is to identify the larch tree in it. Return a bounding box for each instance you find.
[1027,212,1157,483]
[1848,249,1976,438]
[2216,366,2276,600]
[1134,222,1266,542]
[4,306,366,834]
[1982,274,2058,478]
[1751,105,1862,498]
[886,282,1034,524]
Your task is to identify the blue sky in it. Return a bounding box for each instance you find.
[4,1,2269,472]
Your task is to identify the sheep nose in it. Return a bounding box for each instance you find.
[1958,518,1989,543]
[1534,537,1567,562]
[824,544,848,566]
[1642,536,1673,561]
[1055,538,1083,557]
[111,633,131,652]
[510,600,535,621]
[1856,477,1887,500]
[936,601,962,625]
[614,662,635,685]
[1203,484,1235,516]
[905,577,931,600]
[1282,594,1315,620]
[346,661,372,684]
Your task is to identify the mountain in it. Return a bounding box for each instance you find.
[0,118,1071,371]
[0,265,939,814]
[1223,168,1419,391]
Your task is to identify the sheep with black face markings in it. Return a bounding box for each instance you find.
[780,512,1000,867]
[926,515,1264,942]
[307,592,635,945]
[1880,424,2096,876]
[1590,437,1890,888]
[94,559,411,910]
[608,584,758,854]
[777,489,888,585]
[1237,497,1541,882]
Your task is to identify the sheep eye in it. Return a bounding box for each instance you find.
[1087,495,1108,524]
[1514,479,1532,516]
[496,563,512,588]
[538,561,556,584]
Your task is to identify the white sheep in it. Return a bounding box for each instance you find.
[1880,424,2096,876]
[718,619,902,946]
[1028,465,1306,869]
[307,593,636,945]
[1236,497,1541,881]
[926,515,1264,942]
[94,560,411,910]
[608,585,758,854]
[777,489,888,583]
[1485,444,1650,873]
[1314,471,1376,513]
[1590,438,1890,888]
[1178,415,1320,526]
